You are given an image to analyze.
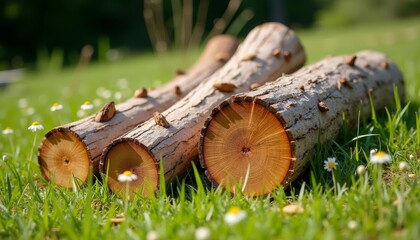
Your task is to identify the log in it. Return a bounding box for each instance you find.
[38,35,239,188]
[199,50,404,196]
[101,22,306,197]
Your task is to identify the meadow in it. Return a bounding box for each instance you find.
[1,17,420,239]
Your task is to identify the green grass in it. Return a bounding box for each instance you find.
[1,17,420,239]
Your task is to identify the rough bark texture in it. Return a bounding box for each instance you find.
[38,35,239,188]
[101,22,306,195]
[199,50,404,196]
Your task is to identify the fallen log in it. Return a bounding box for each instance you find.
[38,35,239,188]
[199,50,404,196]
[101,22,306,197]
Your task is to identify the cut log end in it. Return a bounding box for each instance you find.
[101,140,158,198]
[38,129,90,188]
[199,99,292,196]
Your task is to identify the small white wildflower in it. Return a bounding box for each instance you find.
[370,151,392,164]
[28,121,44,132]
[146,230,159,240]
[195,227,210,240]
[409,154,414,160]
[370,149,378,156]
[117,171,138,183]
[117,78,129,89]
[25,107,35,115]
[93,98,102,107]
[224,206,247,225]
[347,220,358,229]
[77,110,87,118]
[356,165,366,176]
[324,157,338,172]
[2,155,7,161]
[2,127,13,135]
[18,98,28,108]
[50,102,63,112]
[81,101,93,110]
[114,91,123,100]
[399,161,410,172]
[282,204,304,215]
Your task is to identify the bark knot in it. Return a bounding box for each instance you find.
[95,101,116,122]
[213,82,237,92]
[153,112,170,128]
[318,101,329,112]
[134,87,148,98]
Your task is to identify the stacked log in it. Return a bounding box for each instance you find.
[38,35,239,188]
[199,51,404,196]
[100,22,306,197]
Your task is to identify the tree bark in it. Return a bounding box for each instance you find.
[101,22,306,197]
[38,35,239,188]
[199,50,404,196]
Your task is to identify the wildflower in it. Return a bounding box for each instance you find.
[356,165,366,176]
[409,154,414,160]
[195,227,210,240]
[398,161,410,172]
[146,231,159,240]
[28,121,44,132]
[81,101,93,110]
[2,155,7,161]
[25,107,35,115]
[347,220,358,229]
[408,173,416,179]
[224,206,247,225]
[370,149,378,156]
[370,151,392,164]
[2,127,13,135]
[324,157,338,172]
[282,204,304,215]
[50,102,63,112]
[18,98,28,108]
[117,170,138,182]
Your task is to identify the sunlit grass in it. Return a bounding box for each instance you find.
[1,18,420,239]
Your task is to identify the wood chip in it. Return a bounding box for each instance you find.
[213,82,237,92]
[318,101,329,112]
[299,85,305,91]
[134,87,148,98]
[110,218,125,225]
[154,112,170,128]
[380,61,389,69]
[272,48,281,58]
[214,52,229,62]
[283,51,292,62]
[250,83,260,90]
[95,101,116,122]
[282,204,304,215]
[242,52,257,61]
[176,69,186,76]
[338,78,352,89]
[344,55,357,66]
[174,85,182,96]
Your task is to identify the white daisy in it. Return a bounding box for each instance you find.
[398,161,409,172]
[117,171,138,182]
[195,227,210,240]
[356,165,366,176]
[28,121,44,132]
[224,206,247,225]
[2,127,13,135]
[81,101,93,110]
[370,151,392,164]
[50,102,63,112]
[146,230,159,240]
[324,157,338,172]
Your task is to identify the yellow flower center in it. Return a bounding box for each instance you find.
[53,103,59,107]
[83,101,91,105]
[228,206,241,215]
[5,127,11,130]
[32,121,40,126]
[376,151,386,157]
[328,161,336,169]
[123,170,133,176]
